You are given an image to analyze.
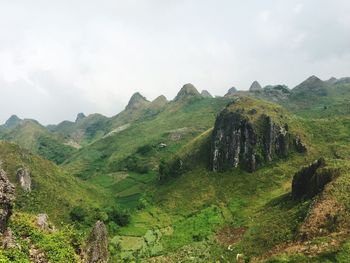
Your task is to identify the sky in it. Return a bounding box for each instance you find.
[0,0,349,125]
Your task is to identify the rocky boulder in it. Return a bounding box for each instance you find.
[0,168,15,233]
[292,158,339,199]
[1,228,18,249]
[211,97,306,173]
[17,167,31,192]
[84,221,109,263]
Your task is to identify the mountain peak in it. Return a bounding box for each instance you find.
[75,112,86,122]
[249,81,262,92]
[150,95,168,109]
[125,92,149,110]
[225,87,238,96]
[201,90,213,98]
[4,115,22,128]
[293,75,326,92]
[174,83,200,101]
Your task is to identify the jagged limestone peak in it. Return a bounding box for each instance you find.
[125,92,150,110]
[249,81,262,92]
[174,83,201,101]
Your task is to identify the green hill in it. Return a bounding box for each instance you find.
[0,118,75,164]
[0,141,109,224]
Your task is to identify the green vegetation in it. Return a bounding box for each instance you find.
[0,212,80,263]
[2,80,350,261]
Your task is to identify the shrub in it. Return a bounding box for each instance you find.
[107,206,131,227]
[70,206,87,222]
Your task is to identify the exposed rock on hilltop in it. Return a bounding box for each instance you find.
[249,81,262,92]
[84,221,109,263]
[150,95,168,109]
[0,168,15,233]
[225,87,238,96]
[174,83,201,101]
[125,92,150,111]
[75,112,86,122]
[4,115,22,129]
[201,90,213,98]
[292,158,339,199]
[211,97,306,172]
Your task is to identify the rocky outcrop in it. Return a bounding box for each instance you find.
[225,87,238,96]
[201,90,213,98]
[292,158,339,199]
[0,168,15,233]
[17,168,31,192]
[84,221,109,263]
[249,81,262,92]
[211,98,306,173]
[174,84,201,101]
[4,115,22,128]
[36,214,53,231]
[1,228,19,249]
[125,92,150,111]
[75,113,86,122]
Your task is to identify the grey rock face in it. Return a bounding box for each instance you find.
[76,113,86,122]
[225,87,238,96]
[1,228,19,249]
[249,81,262,92]
[0,169,15,233]
[125,92,149,111]
[174,83,201,101]
[4,115,22,128]
[292,158,339,199]
[84,221,109,263]
[211,108,304,173]
[36,214,52,231]
[17,168,31,192]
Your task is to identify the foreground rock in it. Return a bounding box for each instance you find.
[1,228,18,249]
[0,168,15,233]
[84,221,109,263]
[211,97,306,172]
[292,158,339,199]
[17,167,31,192]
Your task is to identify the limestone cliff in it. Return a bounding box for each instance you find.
[84,221,109,263]
[211,97,306,172]
[0,168,15,233]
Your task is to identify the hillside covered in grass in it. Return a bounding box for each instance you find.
[2,78,350,262]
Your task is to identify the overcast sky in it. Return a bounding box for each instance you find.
[0,0,349,124]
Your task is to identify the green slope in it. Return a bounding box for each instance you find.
[63,96,231,179]
[0,141,109,224]
[0,119,75,164]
